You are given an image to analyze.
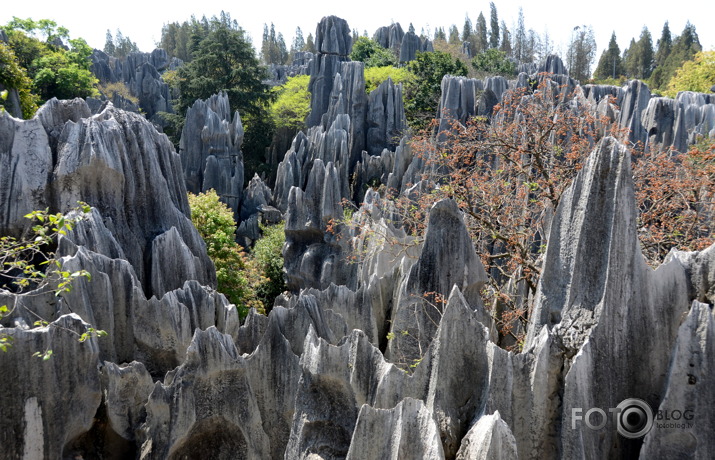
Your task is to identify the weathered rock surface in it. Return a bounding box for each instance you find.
[90,49,176,120]
[455,411,519,460]
[179,92,245,219]
[0,315,102,459]
[346,398,445,459]
[640,301,714,459]
[307,16,352,127]
[372,23,434,62]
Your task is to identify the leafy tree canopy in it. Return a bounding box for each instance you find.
[364,66,413,93]
[1,18,98,105]
[174,14,274,169]
[0,41,38,118]
[270,75,311,131]
[471,48,515,76]
[664,51,715,98]
[403,51,468,130]
[350,37,397,68]
[188,190,262,317]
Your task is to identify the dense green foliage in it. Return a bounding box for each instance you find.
[188,190,286,317]
[364,66,413,93]
[623,27,654,79]
[171,13,274,173]
[31,38,98,101]
[0,41,38,118]
[664,51,715,97]
[471,49,515,76]
[594,32,623,80]
[187,190,258,317]
[250,222,286,313]
[403,51,468,130]
[1,18,98,107]
[350,37,397,68]
[651,22,702,91]
[270,75,311,131]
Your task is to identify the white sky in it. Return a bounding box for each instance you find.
[2,1,713,62]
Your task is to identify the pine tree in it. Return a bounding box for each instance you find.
[475,12,488,54]
[448,25,460,45]
[489,2,499,49]
[499,21,512,57]
[462,16,473,42]
[513,8,527,61]
[305,33,316,53]
[654,22,701,90]
[566,25,597,81]
[637,27,655,79]
[594,32,623,80]
[291,27,305,54]
[103,30,115,56]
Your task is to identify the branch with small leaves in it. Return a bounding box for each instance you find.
[0,203,108,357]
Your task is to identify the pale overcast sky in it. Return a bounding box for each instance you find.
[2,1,713,61]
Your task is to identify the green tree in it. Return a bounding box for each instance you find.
[0,203,106,357]
[403,51,468,130]
[261,23,288,65]
[499,21,512,57]
[103,30,116,56]
[566,25,596,81]
[448,25,460,45]
[250,222,286,313]
[291,27,306,54]
[176,18,274,169]
[364,65,413,92]
[654,22,702,91]
[270,75,311,131]
[624,27,654,79]
[594,32,623,80]
[664,51,715,97]
[109,29,140,58]
[305,33,316,53]
[489,2,499,49]
[462,16,473,43]
[474,12,488,54]
[0,41,38,118]
[32,38,99,101]
[472,48,516,76]
[650,22,673,88]
[187,190,262,317]
[350,36,397,67]
[513,8,527,61]
[3,19,98,102]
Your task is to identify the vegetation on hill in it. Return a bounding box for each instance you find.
[403,51,468,130]
[188,189,286,317]
[0,17,98,114]
[165,13,274,174]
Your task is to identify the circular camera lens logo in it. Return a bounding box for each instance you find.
[616,398,654,438]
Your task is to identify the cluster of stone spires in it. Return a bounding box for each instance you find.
[0,15,713,459]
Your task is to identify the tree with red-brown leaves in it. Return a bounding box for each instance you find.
[348,75,714,351]
[407,77,628,348]
[633,138,715,263]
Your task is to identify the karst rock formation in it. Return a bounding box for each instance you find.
[1,15,714,460]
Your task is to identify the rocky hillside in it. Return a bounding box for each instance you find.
[0,15,713,459]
